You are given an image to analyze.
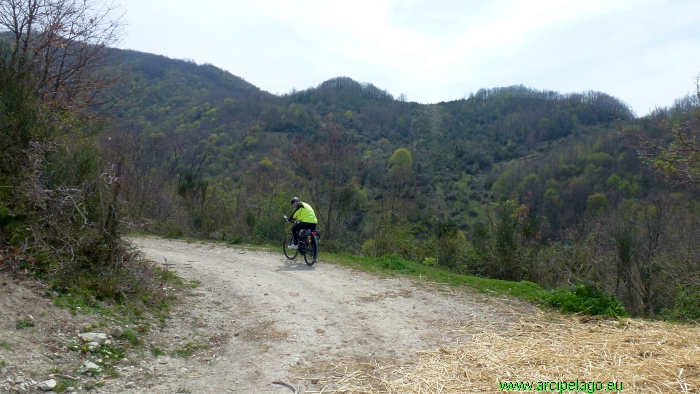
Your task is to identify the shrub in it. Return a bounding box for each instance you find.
[428,225,468,272]
[377,254,413,271]
[662,284,700,323]
[471,201,540,281]
[362,218,419,261]
[545,284,627,317]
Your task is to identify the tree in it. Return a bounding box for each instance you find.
[0,0,133,292]
[585,192,608,218]
[101,121,183,221]
[239,157,296,242]
[380,148,414,219]
[627,78,700,184]
[362,148,417,260]
[0,0,125,110]
[291,115,361,240]
[389,148,413,174]
[472,200,540,281]
[176,138,213,231]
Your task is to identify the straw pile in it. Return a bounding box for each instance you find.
[326,312,700,393]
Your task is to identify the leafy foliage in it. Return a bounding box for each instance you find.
[0,5,168,307]
[471,201,540,281]
[627,80,700,184]
[662,284,700,323]
[545,284,627,317]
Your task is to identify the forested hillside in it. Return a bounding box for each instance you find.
[106,50,640,232]
[94,49,700,320]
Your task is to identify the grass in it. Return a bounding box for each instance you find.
[53,379,74,393]
[15,319,34,329]
[102,366,120,379]
[44,271,181,379]
[98,344,125,360]
[173,342,210,358]
[324,253,548,303]
[46,262,186,354]
[155,266,185,287]
[53,290,112,316]
[319,253,627,317]
[0,341,11,350]
[121,329,143,346]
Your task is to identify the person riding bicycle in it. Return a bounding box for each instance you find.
[286,197,317,249]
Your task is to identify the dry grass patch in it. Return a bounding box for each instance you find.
[357,290,414,303]
[238,320,289,342]
[329,312,700,393]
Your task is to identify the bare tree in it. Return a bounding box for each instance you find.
[0,0,129,275]
[0,0,125,110]
[592,197,687,316]
[100,121,183,223]
[238,158,296,241]
[291,115,361,239]
[626,77,700,185]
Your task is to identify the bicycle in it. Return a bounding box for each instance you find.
[282,215,320,266]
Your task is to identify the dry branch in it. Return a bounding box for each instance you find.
[272,380,299,394]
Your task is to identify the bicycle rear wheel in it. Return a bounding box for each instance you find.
[303,236,319,266]
[283,233,298,260]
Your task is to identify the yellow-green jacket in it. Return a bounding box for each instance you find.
[291,201,318,224]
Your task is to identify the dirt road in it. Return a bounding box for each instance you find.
[125,237,534,393]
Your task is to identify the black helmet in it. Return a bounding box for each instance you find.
[290,196,299,205]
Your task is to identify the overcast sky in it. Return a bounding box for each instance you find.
[116,0,700,116]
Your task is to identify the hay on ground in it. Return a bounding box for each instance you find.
[328,312,700,393]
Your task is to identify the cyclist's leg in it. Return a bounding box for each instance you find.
[293,222,315,244]
[301,223,316,235]
[291,222,302,245]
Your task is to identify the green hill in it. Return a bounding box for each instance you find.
[99,49,700,320]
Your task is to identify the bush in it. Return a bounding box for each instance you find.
[419,220,466,271]
[377,254,413,271]
[662,284,700,323]
[164,222,185,239]
[470,201,540,282]
[545,284,627,317]
[254,216,285,243]
[362,218,419,261]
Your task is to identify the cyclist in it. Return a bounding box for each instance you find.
[286,197,318,249]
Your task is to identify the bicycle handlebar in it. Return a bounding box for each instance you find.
[283,215,299,224]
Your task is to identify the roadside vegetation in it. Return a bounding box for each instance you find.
[0,0,185,352]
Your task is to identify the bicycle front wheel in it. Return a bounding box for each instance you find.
[303,236,319,266]
[283,233,298,260]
